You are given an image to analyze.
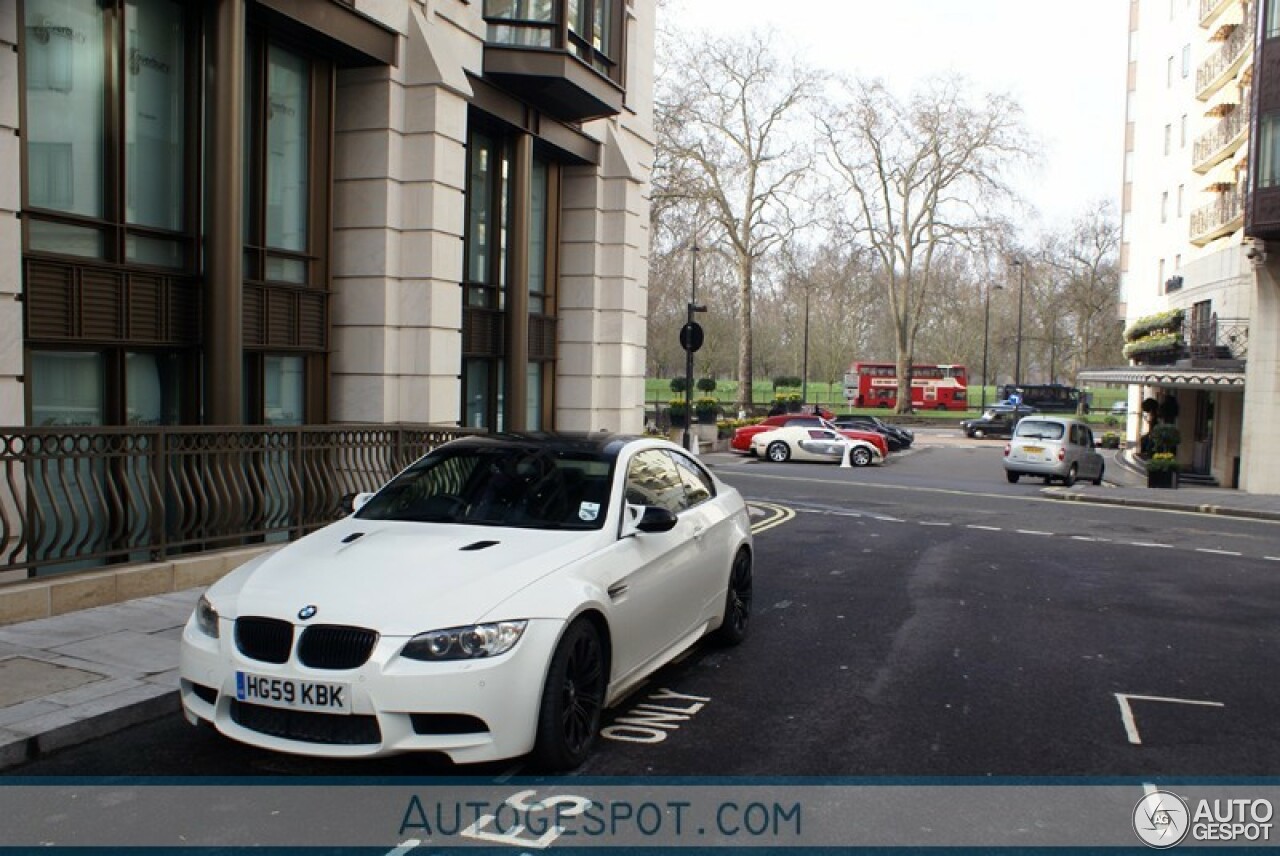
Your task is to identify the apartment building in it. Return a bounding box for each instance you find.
[1084,0,1256,489]
[0,0,653,437]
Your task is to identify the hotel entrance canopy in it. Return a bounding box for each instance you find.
[1078,366,1246,391]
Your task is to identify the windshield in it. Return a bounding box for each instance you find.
[355,445,614,530]
[1015,420,1065,440]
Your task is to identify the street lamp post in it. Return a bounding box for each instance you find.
[801,284,811,410]
[682,243,701,452]
[980,282,1002,411]
[1012,258,1027,388]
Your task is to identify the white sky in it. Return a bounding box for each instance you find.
[667,0,1131,235]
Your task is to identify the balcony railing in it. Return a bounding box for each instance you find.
[1128,316,1249,365]
[0,424,476,581]
[1200,0,1232,27]
[1196,12,1254,98]
[1192,100,1251,170]
[1190,186,1245,243]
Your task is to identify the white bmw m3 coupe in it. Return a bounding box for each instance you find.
[179,433,753,770]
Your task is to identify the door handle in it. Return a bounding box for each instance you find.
[607,582,628,600]
[692,525,706,540]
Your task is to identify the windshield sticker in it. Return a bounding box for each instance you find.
[579,502,601,522]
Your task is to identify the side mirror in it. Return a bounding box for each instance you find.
[339,491,376,516]
[621,503,678,537]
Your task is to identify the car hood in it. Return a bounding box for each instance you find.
[209,518,605,635]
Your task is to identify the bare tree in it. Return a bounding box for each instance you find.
[655,29,823,412]
[1040,200,1123,375]
[819,77,1030,413]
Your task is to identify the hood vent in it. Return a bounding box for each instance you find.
[341,532,365,544]
[460,540,499,552]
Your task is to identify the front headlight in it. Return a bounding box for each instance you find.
[195,595,220,639]
[401,620,528,662]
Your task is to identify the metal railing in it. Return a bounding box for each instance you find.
[0,424,476,580]
[1186,315,1249,359]
[1192,100,1250,170]
[1190,186,1244,242]
[1196,12,1254,97]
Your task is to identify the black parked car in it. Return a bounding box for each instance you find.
[959,404,1037,439]
[831,415,913,451]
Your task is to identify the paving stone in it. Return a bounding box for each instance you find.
[0,610,136,650]
[42,677,146,708]
[52,630,180,676]
[0,656,104,707]
[0,699,66,729]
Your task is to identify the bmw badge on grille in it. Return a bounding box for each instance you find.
[298,605,318,620]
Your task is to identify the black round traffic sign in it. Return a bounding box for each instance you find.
[680,322,704,353]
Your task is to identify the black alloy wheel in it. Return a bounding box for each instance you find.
[1063,463,1078,487]
[533,619,605,771]
[713,549,753,646]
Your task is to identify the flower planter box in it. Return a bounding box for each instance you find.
[1147,470,1178,489]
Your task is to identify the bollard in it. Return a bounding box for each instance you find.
[840,443,852,468]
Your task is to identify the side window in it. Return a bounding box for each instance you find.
[669,451,715,508]
[624,449,687,514]
[785,417,820,427]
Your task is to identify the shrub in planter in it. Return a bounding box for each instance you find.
[1101,432,1121,449]
[1149,424,1181,454]
[669,377,688,394]
[696,377,718,394]
[694,397,719,421]
[1146,452,1179,473]
[667,398,688,427]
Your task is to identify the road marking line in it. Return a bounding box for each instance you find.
[920,521,952,527]
[966,525,1001,531]
[747,501,795,534]
[1195,548,1242,556]
[1071,536,1110,542]
[1114,693,1225,745]
[1266,556,1280,562]
[1129,541,1173,549]
[1016,529,1052,536]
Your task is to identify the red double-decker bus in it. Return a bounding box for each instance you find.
[843,362,968,410]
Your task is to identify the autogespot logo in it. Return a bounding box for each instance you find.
[1134,790,1191,849]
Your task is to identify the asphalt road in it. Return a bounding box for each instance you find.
[11,436,1280,779]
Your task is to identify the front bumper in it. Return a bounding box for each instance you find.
[179,615,565,764]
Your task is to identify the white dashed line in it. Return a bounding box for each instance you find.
[920,521,952,527]
[1196,548,1242,557]
[1071,536,1111,542]
[966,525,1002,531]
[1016,529,1053,536]
[1267,556,1280,562]
[1129,542,1174,549]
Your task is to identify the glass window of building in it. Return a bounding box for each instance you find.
[1259,113,1280,188]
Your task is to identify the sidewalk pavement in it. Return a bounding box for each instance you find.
[1040,447,1280,522]
[0,447,1276,773]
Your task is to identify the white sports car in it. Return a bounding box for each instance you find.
[750,425,883,466]
[179,434,753,770]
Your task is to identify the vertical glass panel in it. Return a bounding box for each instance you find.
[467,130,494,283]
[529,158,548,313]
[1270,0,1280,39]
[24,0,105,220]
[263,355,304,425]
[484,0,553,20]
[496,361,506,433]
[526,362,542,430]
[125,0,184,231]
[31,351,104,427]
[126,352,182,425]
[1261,114,1280,188]
[465,358,489,429]
[266,46,309,253]
[243,50,259,244]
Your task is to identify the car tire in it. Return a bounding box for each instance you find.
[766,441,791,462]
[532,619,605,771]
[1093,464,1104,486]
[851,447,873,467]
[713,548,753,646]
[1063,464,1078,487]
[1006,471,1019,483]
[972,428,985,439]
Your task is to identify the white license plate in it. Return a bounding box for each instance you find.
[235,671,351,714]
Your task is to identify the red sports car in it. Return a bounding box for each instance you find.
[731,414,889,457]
